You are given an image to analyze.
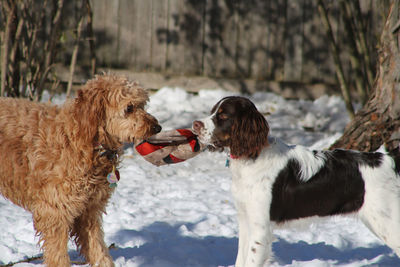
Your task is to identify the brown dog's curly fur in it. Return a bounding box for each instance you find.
[0,74,161,267]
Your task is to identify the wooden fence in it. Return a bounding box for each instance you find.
[91,0,389,84]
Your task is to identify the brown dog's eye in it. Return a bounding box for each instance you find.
[126,104,134,114]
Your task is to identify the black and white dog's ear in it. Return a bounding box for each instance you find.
[230,104,269,159]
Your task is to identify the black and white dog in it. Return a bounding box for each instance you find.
[192,96,400,267]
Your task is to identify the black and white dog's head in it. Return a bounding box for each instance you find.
[192,96,269,159]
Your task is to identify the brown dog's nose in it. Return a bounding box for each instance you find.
[192,120,204,133]
[154,124,162,133]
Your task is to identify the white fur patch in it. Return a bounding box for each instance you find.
[194,99,226,145]
[287,145,327,181]
[235,137,326,182]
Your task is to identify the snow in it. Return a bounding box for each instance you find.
[1,87,400,267]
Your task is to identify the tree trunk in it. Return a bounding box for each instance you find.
[330,2,400,157]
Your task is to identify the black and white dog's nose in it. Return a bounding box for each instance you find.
[192,120,204,134]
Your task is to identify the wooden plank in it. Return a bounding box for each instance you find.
[302,0,337,84]
[235,0,251,78]
[181,0,206,75]
[90,0,385,85]
[203,0,238,78]
[166,0,205,75]
[266,0,286,81]
[151,0,168,72]
[92,0,119,67]
[283,0,304,82]
[235,0,269,79]
[302,0,323,83]
[249,5,269,79]
[117,0,136,68]
[165,0,185,74]
[132,0,153,71]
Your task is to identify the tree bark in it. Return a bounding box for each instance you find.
[330,2,400,157]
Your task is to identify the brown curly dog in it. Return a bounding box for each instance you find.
[0,74,161,267]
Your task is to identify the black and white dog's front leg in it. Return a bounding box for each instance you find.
[234,202,248,267]
[234,195,273,266]
[245,204,273,266]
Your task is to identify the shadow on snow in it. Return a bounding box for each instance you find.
[18,221,399,266]
[273,238,400,266]
[108,221,400,267]
[109,221,237,267]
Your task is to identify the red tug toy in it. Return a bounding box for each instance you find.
[135,129,205,166]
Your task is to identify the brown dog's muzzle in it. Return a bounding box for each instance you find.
[145,113,162,136]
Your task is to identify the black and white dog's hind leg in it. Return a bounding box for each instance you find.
[357,154,400,256]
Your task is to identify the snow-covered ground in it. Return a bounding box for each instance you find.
[1,87,400,267]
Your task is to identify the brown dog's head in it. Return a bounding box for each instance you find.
[73,74,161,146]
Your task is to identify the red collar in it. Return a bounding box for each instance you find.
[230,154,240,159]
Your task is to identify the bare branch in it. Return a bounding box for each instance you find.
[340,0,368,105]
[36,0,65,99]
[350,0,375,90]
[67,16,84,98]
[1,1,16,97]
[85,0,97,76]
[317,0,355,118]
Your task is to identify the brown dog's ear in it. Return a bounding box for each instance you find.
[230,108,269,159]
[73,88,105,143]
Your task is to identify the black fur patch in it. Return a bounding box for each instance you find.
[270,149,384,223]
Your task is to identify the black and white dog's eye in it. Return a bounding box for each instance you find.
[218,113,228,120]
[126,104,134,114]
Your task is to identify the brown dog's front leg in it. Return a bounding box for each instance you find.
[33,210,71,267]
[72,208,114,267]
